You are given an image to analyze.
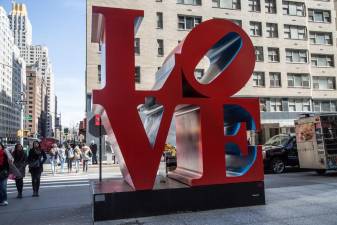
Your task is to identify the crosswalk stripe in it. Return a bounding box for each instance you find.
[6,173,91,194]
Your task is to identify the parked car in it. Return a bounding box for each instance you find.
[263,134,299,174]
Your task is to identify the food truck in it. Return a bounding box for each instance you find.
[295,113,337,174]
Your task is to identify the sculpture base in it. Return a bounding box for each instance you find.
[91,177,265,222]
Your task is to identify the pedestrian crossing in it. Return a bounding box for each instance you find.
[7,173,90,194]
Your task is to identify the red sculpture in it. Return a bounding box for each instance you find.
[92,7,263,191]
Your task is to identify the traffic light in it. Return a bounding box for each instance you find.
[64,128,69,134]
[23,130,29,137]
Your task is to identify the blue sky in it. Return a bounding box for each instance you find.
[1,0,85,127]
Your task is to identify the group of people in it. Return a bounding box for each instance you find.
[48,143,94,174]
[0,141,46,206]
[0,141,96,206]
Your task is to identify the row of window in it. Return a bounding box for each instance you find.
[249,22,333,43]
[171,0,331,23]
[253,72,336,90]
[255,47,334,66]
[260,98,337,113]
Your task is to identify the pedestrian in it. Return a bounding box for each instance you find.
[81,144,92,173]
[66,144,74,173]
[58,144,66,173]
[74,145,82,173]
[90,141,98,164]
[28,141,47,197]
[12,143,27,198]
[0,143,10,206]
[49,144,58,175]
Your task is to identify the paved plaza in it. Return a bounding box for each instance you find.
[1,166,337,225]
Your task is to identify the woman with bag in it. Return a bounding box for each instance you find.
[12,143,27,198]
[28,141,47,197]
[66,145,74,173]
[49,144,58,175]
[0,143,9,206]
[81,144,92,173]
[58,144,66,173]
[74,145,82,173]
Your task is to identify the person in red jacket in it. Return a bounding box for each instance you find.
[0,143,9,206]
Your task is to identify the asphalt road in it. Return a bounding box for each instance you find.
[1,165,337,225]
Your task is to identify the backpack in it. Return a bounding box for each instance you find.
[68,149,74,158]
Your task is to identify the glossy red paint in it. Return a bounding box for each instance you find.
[92,7,263,190]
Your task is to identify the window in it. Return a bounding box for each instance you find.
[248,0,260,12]
[212,0,241,9]
[268,48,280,62]
[269,72,281,87]
[270,98,283,112]
[249,21,262,36]
[230,19,242,27]
[309,32,332,45]
[253,72,265,87]
[285,49,308,63]
[288,99,310,112]
[134,38,140,55]
[311,54,334,67]
[265,0,276,13]
[282,1,305,16]
[266,23,278,38]
[177,0,202,5]
[135,66,141,83]
[313,77,336,90]
[156,12,163,29]
[260,99,267,112]
[178,15,202,30]
[255,46,264,62]
[308,9,331,23]
[98,65,101,82]
[314,100,337,112]
[287,73,310,87]
[195,69,204,80]
[157,39,164,56]
[284,25,307,40]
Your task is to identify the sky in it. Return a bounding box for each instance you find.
[1,0,86,128]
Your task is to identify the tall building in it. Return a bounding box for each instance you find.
[9,3,55,138]
[8,2,32,49]
[0,6,25,142]
[87,0,337,143]
[25,65,47,137]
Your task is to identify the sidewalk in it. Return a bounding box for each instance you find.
[97,182,337,225]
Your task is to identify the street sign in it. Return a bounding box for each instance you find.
[24,115,32,120]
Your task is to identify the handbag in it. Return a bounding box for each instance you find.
[29,159,40,168]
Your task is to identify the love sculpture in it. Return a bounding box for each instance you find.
[91,6,265,221]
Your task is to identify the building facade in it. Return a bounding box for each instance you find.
[0,6,25,142]
[86,0,337,143]
[9,3,55,138]
[8,2,32,49]
[25,65,47,137]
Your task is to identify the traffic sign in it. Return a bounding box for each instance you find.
[24,115,32,120]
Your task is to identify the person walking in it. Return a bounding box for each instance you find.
[58,144,66,173]
[0,143,9,206]
[74,145,82,173]
[81,144,92,173]
[12,143,27,198]
[49,144,58,175]
[28,141,47,197]
[90,141,98,164]
[66,145,74,173]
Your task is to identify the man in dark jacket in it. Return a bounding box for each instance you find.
[0,143,9,206]
[90,141,98,164]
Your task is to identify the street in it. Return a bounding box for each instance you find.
[1,166,337,225]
